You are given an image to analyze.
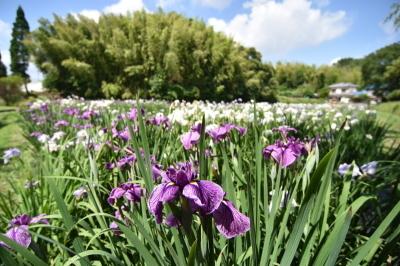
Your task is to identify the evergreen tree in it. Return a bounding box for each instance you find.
[10,6,30,93]
[0,51,7,78]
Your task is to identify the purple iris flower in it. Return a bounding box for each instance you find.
[108,183,145,206]
[128,107,145,121]
[1,214,48,248]
[55,120,69,128]
[39,104,48,113]
[30,131,42,138]
[224,124,247,136]
[109,208,130,236]
[207,124,247,143]
[105,162,115,170]
[152,164,168,181]
[180,131,201,150]
[273,126,297,139]
[80,110,98,120]
[360,161,378,176]
[112,127,131,141]
[3,148,21,164]
[207,126,229,143]
[148,114,171,128]
[212,200,250,239]
[338,162,362,177]
[148,162,224,223]
[191,123,202,133]
[64,107,80,116]
[116,155,136,169]
[73,187,88,199]
[263,137,306,168]
[338,163,351,176]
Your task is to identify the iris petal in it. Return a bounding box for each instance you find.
[5,225,32,247]
[213,201,250,239]
[148,183,167,223]
[182,183,204,208]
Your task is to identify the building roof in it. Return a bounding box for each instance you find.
[328,82,358,89]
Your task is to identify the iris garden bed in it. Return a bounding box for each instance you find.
[0,98,399,265]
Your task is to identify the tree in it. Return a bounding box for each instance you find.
[385,1,400,31]
[10,6,30,94]
[384,57,400,90]
[0,51,7,78]
[361,42,400,92]
[27,11,276,101]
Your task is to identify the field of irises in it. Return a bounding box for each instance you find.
[0,98,399,265]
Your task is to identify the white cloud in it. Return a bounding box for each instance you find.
[208,0,348,57]
[1,50,10,68]
[0,20,11,37]
[313,0,330,7]
[0,20,11,50]
[379,21,399,39]
[193,0,232,10]
[329,57,341,65]
[157,0,182,9]
[76,9,102,22]
[103,0,146,14]
[74,0,147,22]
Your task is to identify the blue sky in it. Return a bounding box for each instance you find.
[0,0,399,81]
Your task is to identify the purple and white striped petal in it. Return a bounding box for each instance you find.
[213,201,250,239]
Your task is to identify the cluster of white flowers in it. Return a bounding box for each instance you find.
[28,99,377,150]
[167,101,376,132]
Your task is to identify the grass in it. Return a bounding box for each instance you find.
[375,101,400,132]
[0,108,25,149]
[374,101,400,146]
[277,95,326,104]
[0,106,28,192]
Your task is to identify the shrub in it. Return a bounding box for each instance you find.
[385,89,400,101]
[0,75,24,105]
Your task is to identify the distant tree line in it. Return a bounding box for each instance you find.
[272,42,400,99]
[26,11,276,101]
[9,9,398,102]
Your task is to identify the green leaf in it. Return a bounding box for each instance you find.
[0,234,47,266]
[348,200,400,266]
[118,223,161,266]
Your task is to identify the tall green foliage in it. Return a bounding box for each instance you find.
[28,11,275,101]
[385,1,400,30]
[361,42,400,92]
[10,6,30,88]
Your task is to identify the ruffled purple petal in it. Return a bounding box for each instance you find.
[5,225,32,247]
[197,180,224,214]
[148,183,167,223]
[107,187,126,205]
[183,181,224,215]
[281,148,297,168]
[182,183,204,208]
[30,214,49,225]
[175,170,191,187]
[160,184,180,202]
[212,201,250,239]
[10,214,31,226]
[180,131,200,150]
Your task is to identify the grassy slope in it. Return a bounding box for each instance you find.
[0,106,27,192]
[0,106,25,150]
[374,101,400,139]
